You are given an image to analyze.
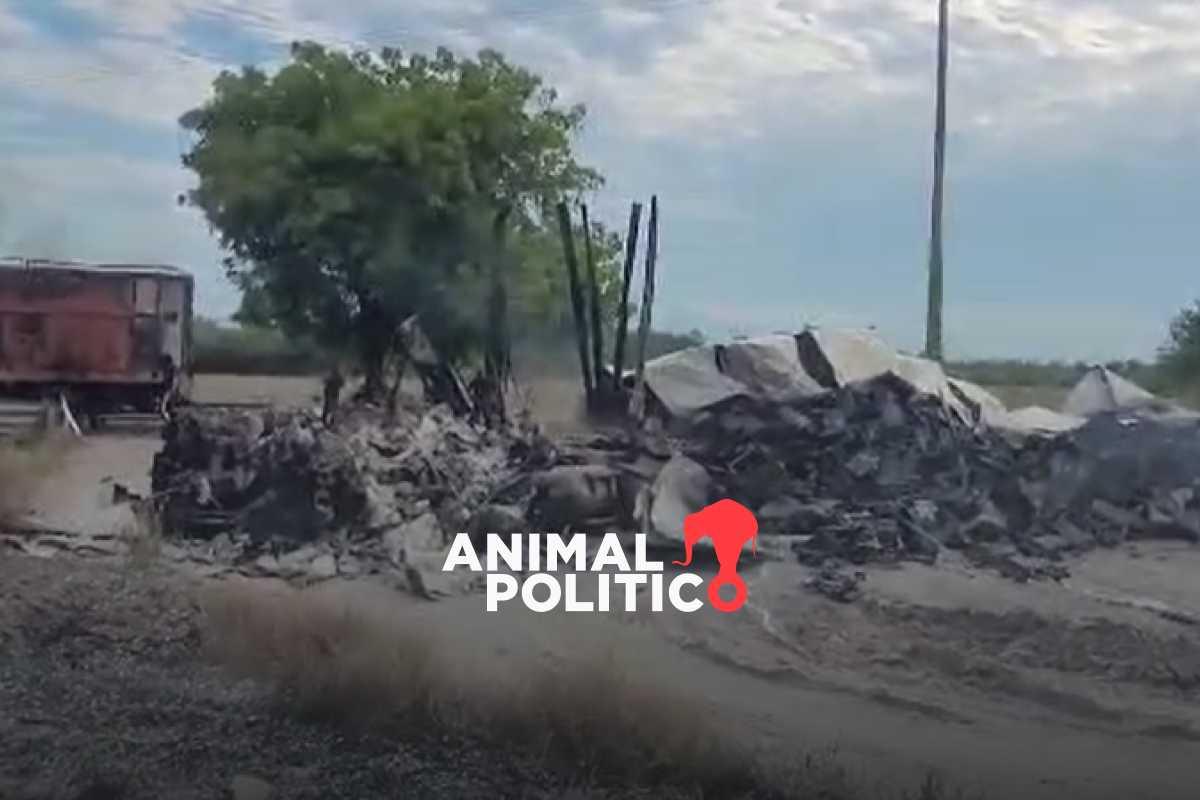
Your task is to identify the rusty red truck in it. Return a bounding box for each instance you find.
[0,258,194,415]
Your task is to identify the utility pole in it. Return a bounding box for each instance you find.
[925,0,949,362]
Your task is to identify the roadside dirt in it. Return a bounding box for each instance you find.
[4,420,1200,799]
[0,554,682,800]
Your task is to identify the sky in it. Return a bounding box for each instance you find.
[2,0,1200,361]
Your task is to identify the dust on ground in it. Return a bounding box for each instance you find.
[0,554,676,800]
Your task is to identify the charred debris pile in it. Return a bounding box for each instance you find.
[149,329,1200,593]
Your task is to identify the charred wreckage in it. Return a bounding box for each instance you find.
[145,324,1200,603]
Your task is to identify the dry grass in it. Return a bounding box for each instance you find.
[190,373,323,407]
[199,580,802,797]
[0,432,73,525]
[977,384,1070,411]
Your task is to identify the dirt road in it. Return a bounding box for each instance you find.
[4,430,1200,798]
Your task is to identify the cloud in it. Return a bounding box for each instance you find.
[4,0,1198,357]
[0,3,32,38]
[12,0,1200,152]
[459,0,1200,155]
[600,4,662,32]
[0,153,238,316]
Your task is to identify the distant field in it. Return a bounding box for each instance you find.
[978,384,1070,411]
[190,371,1082,424]
[191,374,322,407]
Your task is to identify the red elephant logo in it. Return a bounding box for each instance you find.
[673,499,759,613]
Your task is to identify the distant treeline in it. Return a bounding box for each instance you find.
[192,318,706,377]
[946,359,1167,393]
[192,318,330,375]
[192,319,1183,399]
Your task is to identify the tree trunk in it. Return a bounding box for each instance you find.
[356,296,392,400]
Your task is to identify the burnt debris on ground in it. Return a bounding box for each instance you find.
[148,397,540,589]
[145,328,1200,596]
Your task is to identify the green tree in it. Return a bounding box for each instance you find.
[1158,301,1200,384]
[180,42,609,393]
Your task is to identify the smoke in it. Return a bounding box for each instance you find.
[0,164,79,260]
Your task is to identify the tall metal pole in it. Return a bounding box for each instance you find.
[581,204,605,394]
[630,195,658,421]
[556,201,594,406]
[925,0,949,362]
[612,202,642,393]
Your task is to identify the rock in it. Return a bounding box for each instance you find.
[252,554,280,576]
[907,499,940,527]
[845,451,881,479]
[403,513,445,552]
[381,526,406,566]
[363,476,403,531]
[469,504,526,540]
[756,497,840,533]
[404,564,437,600]
[805,560,865,602]
[898,517,940,564]
[1145,505,1200,543]
[643,343,751,418]
[966,542,1068,583]
[1029,533,1070,559]
[647,455,713,543]
[307,553,338,579]
[1063,366,1161,417]
[1091,499,1144,533]
[531,465,625,531]
[336,554,362,577]
[1052,518,1096,550]
[794,328,898,388]
[961,501,1009,543]
[229,774,272,800]
[277,545,319,574]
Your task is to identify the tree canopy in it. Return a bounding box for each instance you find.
[1158,301,1200,384]
[180,42,618,388]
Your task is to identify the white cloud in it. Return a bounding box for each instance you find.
[0,36,219,127]
[3,0,1198,355]
[600,4,661,32]
[12,0,1200,151]
[0,2,32,39]
[0,153,237,315]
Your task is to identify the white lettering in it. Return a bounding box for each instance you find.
[650,572,664,612]
[563,574,594,612]
[443,534,482,572]
[547,534,587,572]
[487,535,522,572]
[522,574,561,613]
[597,572,610,612]
[486,574,519,611]
[528,533,541,572]
[634,535,664,572]
[592,534,631,572]
[669,574,704,613]
[612,573,647,611]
